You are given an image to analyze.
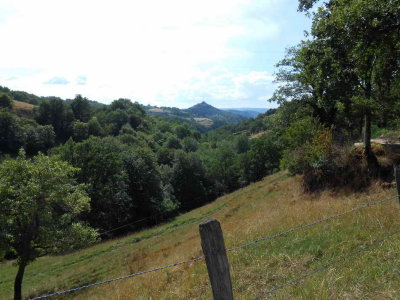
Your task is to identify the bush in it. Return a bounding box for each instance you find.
[282,129,371,192]
[0,94,13,109]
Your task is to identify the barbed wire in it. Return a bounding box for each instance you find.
[4,201,230,288]
[252,228,400,299]
[99,211,169,236]
[30,255,204,299]
[227,195,397,253]
[29,194,396,299]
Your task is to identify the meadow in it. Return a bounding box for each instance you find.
[1,172,400,299]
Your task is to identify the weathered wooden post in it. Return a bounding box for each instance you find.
[199,219,234,300]
[395,165,400,202]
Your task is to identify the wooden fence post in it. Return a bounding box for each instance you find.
[199,219,234,300]
[395,165,400,203]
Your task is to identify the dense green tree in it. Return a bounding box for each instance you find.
[52,136,173,234]
[53,137,132,231]
[123,148,177,220]
[106,110,129,135]
[0,93,13,109]
[169,151,208,211]
[87,118,105,137]
[36,98,73,141]
[175,124,191,139]
[0,110,23,154]
[72,121,89,142]
[296,0,400,175]
[157,147,175,166]
[70,95,91,122]
[110,98,134,111]
[203,142,241,194]
[182,136,199,152]
[23,123,55,155]
[165,136,182,149]
[0,151,98,300]
[240,133,282,183]
[235,135,250,154]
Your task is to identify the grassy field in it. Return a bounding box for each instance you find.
[11,100,36,118]
[193,117,214,127]
[1,172,400,299]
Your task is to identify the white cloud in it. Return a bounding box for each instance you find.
[156,68,277,108]
[0,0,301,107]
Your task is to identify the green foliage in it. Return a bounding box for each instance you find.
[36,98,74,141]
[72,121,89,142]
[174,124,191,139]
[168,151,209,211]
[52,136,174,234]
[202,141,241,194]
[156,147,175,166]
[240,133,282,183]
[23,122,55,155]
[70,95,91,122]
[182,137,198,152]
[0,150,98,298]
[281,117,323,150]
[165,135,182,149]
[0,110,23,154]
[235,135,250,154]
[0,93,13,109]
[87,118,105,137]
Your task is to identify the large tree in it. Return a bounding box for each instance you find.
[70,94,92,122]
[0,93,13,109]
[278,0,400,176]
[310,0,400,174]
[0,151,98,300]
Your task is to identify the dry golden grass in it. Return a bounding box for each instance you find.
[193,118,213,127]
[250,131,267,139]
[12,100,35,111]
[11,100,36,118]
[1,172,400,299]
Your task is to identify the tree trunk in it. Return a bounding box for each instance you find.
[363,109,379,178]
[14,262,26,300]
[363,110,372,155]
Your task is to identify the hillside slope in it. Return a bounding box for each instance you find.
[145,102,246,131]
[1,173,399,299]
[11,100,36,118]
[186,101,245,123]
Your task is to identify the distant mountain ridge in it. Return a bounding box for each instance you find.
[145,101,247,130]
[186,101,245,123]
[222,108,267,118]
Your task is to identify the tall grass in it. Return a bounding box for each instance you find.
[1,172,399,299]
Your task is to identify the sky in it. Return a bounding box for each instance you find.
[0,0,311,108]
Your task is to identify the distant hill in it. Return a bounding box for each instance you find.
[145,101,246,130]
[186,101,245,123]
[222,108,268,118]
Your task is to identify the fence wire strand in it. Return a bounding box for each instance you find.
[30,256,204,299]
[30,194,396,299]
[253,228,400,299]
[227,195,397,253]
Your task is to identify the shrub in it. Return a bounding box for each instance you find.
[0,94,13,109]
[282,129,371,192]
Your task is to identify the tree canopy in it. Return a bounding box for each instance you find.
[0,151,98,300]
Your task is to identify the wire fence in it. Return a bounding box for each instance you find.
[31,256,205,300]
[29,193,398,299]
[252,228,400,299]
[226,195,397,253]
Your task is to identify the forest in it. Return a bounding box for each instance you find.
[1,0,400,299]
